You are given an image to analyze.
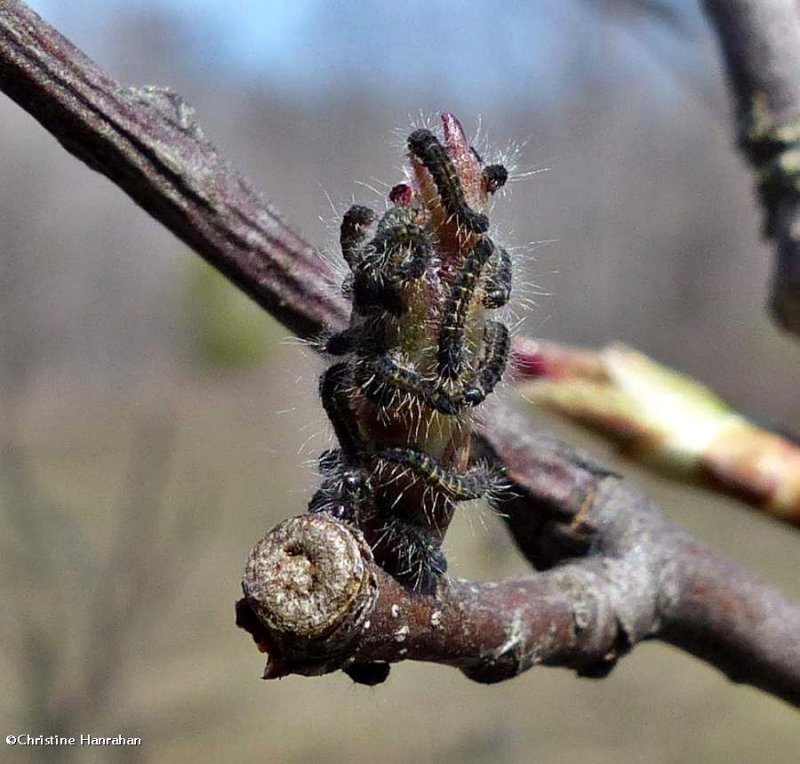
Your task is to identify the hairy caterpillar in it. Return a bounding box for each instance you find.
[407,128,490,234]
[310,114,513,599]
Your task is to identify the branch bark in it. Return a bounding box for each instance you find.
[1,0,798,706]
[0,0,349,340]
[237,408,800,703]
[703,0,800,334]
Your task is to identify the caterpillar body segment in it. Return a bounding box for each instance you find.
[370,205,435,282]
[369,513,448,595]
[340,205,377,270]
[351,272,404,317]
[372,446,494,501]
[462,320,510,407]
[355,354,463,416]
[483,244,513,309]
[326,307,396,358]
[324,324,363,356]
[437,238,495,380]
[407,128,489,234]
[319,362,364,456]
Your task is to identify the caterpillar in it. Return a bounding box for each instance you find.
[372,447,494,501]
[309,115,513,597]
[407,128,490,234]
[437,237,496,380]
[355,322,509,415]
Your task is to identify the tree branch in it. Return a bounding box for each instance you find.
[478,406,800,704]
[0,0,349,340]
[703,0,800,334]
[238,406,800,704]
[236,513,625,684]
[1,0,798,706]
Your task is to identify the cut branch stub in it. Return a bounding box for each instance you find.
[237,513,628,684]
[238,515,378,679]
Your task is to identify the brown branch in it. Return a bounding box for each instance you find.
[0,0,349,340]
[703,0,800,334]
[237,513,624,684]
[479,406,800,704]
[238,407,800,704]
[1,0,798,706]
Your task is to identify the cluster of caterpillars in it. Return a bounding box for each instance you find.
[308,123,512,596]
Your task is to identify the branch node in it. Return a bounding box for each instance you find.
[122,85,205,141]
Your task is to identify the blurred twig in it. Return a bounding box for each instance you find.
[82,404,177,719]
[703,0,800,334]
[512,338,800,527]
[1,0,798,706]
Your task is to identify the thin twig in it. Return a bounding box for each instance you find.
[703,0,800,334]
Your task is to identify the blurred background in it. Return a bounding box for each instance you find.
[1,1,798,761]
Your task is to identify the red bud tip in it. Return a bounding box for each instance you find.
[389,183,413,205]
